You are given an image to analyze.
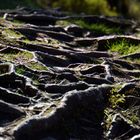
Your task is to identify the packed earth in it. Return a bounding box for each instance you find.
[0,7,140,140]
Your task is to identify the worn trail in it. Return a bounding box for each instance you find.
[0,8,140,140]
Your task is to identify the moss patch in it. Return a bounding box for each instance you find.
[26,61,48,71]
[22,36,61,47]
[0,50,34,64]
[15,66,26,75]
[2,28,25,39]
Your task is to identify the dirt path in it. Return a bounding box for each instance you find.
[0,8,140,140]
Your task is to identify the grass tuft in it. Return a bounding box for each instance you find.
[74,20,121,35]
[108,40,140,55]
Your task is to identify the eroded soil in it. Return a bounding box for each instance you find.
[0,8,140,140]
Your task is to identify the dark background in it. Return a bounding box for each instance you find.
[0,0,140,20]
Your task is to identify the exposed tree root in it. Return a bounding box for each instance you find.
[0,8,139,140]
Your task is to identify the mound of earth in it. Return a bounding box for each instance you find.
[0,7,140,140]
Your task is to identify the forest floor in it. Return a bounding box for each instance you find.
[0,7,140,140]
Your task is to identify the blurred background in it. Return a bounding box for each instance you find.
[0,0,140,20]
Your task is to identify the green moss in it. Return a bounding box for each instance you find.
[0,51,34,64]
[2,29,24,39]
[108,40,140,55]
[23,37,61,46]
[22,38,36,44]
[26,61,48,71]
[15,66,26,75]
